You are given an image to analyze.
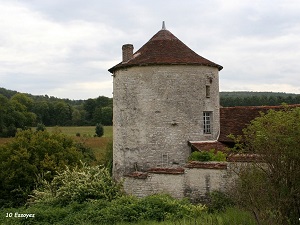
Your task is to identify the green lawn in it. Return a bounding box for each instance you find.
[45,126,112,138]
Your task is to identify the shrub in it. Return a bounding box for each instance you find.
[0,203,255,225]
[207,191,234,213]
[95,123,104,137]
[188,149,226,162]
[30,163,123,206]
[211,150,227,161]
[91,194,206,224]
[75,142,96,164]
[0,129,90,207]
[36,123,46,131]
[103,141,113,174]
[231,107,300,225]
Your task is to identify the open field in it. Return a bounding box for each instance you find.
[46,126,112,163]
[0,126,113,163]
[0,137,13,146]
[46,126,112,138]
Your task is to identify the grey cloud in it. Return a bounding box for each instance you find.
[1,0,300,99]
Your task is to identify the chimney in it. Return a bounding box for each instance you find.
[122,44,134,62]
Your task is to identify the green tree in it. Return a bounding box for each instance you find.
[71,108,84,125]
[32,101,51,125]
[0,129,89,207]
[53,101,72,125]
[232,107,300,225]
[36,123,46,131]
[83,98,96,122]
[101,106,113,125]
[0,94,9,135]
[93,106,102,124]
[95,96,112,108]
[10,93,33,110]
[95,123,104,137]
[0,94,36,137]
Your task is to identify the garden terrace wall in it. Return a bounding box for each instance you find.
[123,161,240,202]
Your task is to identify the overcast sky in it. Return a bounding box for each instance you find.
[1,0,300,99]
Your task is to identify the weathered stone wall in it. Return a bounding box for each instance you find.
[124,173,185,199]
[113,65,220,180]
[123,162,239,202]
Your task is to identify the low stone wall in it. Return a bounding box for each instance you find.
[123,161,239,202]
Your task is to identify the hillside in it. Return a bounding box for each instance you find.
[0,87,300,111]
[2,87,300,103]
[220,91,300,107]
[0,87,113,137]
[220,91,299,98]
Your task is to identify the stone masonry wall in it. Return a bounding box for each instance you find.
[123,162,238,202]
[113,65,220,180]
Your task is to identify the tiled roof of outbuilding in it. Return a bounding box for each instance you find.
[218,104,300,143]
[188,141,227,152]
[108,27,223,73]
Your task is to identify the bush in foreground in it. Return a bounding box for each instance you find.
[30,163,123,205]
[0,202,255,225]
[231,107,300,225]
[0,129,94,208]
[0,194,210,225]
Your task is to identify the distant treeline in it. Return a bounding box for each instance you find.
[220,91,300,107]
[1,87,300,137]
[0,87,112,137]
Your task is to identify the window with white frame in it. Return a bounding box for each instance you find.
[203,112,212,134]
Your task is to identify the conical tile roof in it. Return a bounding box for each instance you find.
[109,27,222,73]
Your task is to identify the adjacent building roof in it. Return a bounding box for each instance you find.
[188,141,227,152]
[218,104,300,143]
[191,104,300,152]
[108,26,223,73]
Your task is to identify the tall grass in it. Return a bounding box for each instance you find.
[0,206,256,225]
[116,207,256,225]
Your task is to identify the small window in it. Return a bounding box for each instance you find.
[203,112,212,134]
[162,153,168,167]
[206,85,211,98]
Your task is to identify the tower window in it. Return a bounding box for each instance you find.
[206,85,211,98]
[203,112,212,134]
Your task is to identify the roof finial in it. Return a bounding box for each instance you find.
[162,21,166,30]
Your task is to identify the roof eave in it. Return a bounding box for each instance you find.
[109,62,223,73]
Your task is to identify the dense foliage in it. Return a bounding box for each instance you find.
[0,93,36,137]
[0,88,113,137]
[103,140,113,174]
[220,91,300,107]
[1,194,209,225]
[95,123,104,137]
[188,150,226,162]
[231,107,300,225]
[0,129,95,207]
[30,163,123,205]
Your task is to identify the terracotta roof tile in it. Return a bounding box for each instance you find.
[188,141,227,152]
[109,28,222,73]
[185,161,227,169]
[147,167,185,174]
[219,104,300,143]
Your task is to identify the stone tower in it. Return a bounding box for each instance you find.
[109,23,223,181]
